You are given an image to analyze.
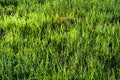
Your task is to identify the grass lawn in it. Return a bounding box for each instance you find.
[0,0,120,79]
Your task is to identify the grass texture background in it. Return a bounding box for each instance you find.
[0,0,120,79]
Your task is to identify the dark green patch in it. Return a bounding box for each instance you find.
[0,27,5,39]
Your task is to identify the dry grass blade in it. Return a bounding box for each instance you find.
[57,16,75,25]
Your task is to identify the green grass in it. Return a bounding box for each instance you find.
[0,0,120,79]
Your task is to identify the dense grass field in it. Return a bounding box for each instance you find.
[0,0,120,79]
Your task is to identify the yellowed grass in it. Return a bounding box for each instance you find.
[57,16,75,25]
